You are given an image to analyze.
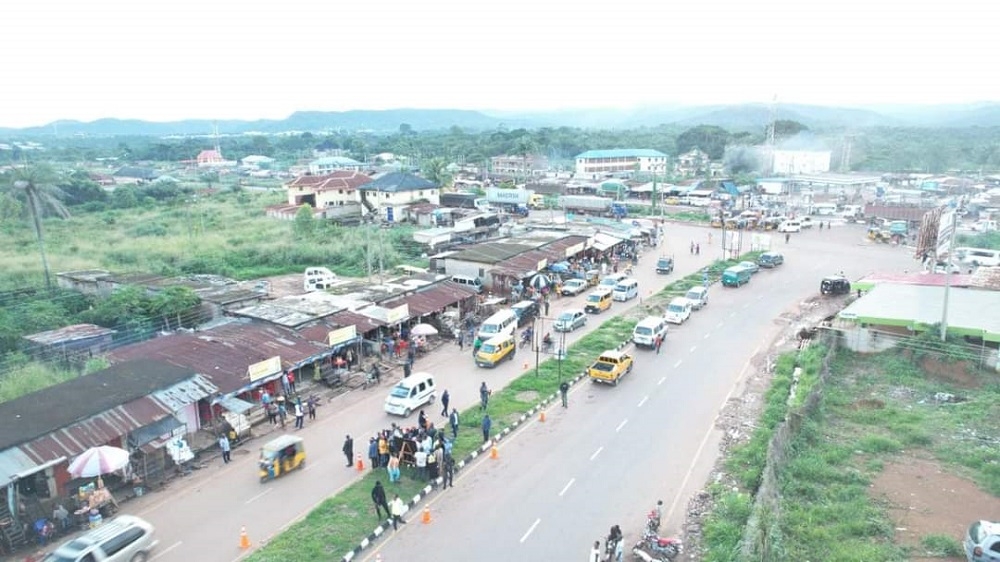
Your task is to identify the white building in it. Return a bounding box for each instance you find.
[771,150,831,175]
[574,149,668,179]
[358,172,440,222]
[308,156,366,175]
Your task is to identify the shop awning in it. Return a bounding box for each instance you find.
[128,415,184,448]
[214,395,255,414]
[591,232,626,252]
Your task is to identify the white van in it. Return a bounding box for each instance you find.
[384,372,436,417]
[685,286,709,310]
[477,309,519,342]
[633,316,668,348]
[450,275,483,293]
[778,220,802,233]
[664,297,693,324]
[612,278,639,302]
[956,247,1000,267]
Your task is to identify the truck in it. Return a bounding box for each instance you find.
[559,195,628,218]
[485,187,543,211]
[863,204,931,223]
[440,192,479,209]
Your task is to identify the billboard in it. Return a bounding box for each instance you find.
[936,210,956,258]
[247,356,282,382]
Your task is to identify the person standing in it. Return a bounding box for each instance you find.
[590,540,602,562]
[440,389,450,417]
[654,334,663,355]
[544,299,550,317]
[695,243,700,255]
[418,409,427,430]
[785,232,791,244]
[287,371,296,394]
[218,434,231,464]
[443,453,455,488]
[378,433,390,468]
[482,413,492,443]
[449,408,460,439]
[457,331,465,350]
[277,398,287,429]
[307,396,317,421]
[266,401,278,425]
[371,481,391,522]
[294,399,305,430]
[560,380,570,408]
[368,437,378,470]
[260,389,272,411]
[480,382,491,411]
[343,435,354,467]
[387,454,401,483]
[390,494,407,530]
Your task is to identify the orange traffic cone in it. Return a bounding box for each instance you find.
[239,526,251,549]
[422,506,431,524]
[539,410,546,422]
[356,453,364,472]
[490,442,498,459]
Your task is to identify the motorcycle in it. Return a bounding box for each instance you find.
[632,529,682,562]
[604,525,623,561]
[362,366,380,389]
[541,333,553,353]
[519,329,533,349]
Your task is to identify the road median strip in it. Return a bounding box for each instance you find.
[244,251,761,562]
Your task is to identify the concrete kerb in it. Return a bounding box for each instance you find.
[341,340,632,560]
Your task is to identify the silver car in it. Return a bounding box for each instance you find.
[554,309,587,332]
[964,520,1000,561]
[45,514,158,562]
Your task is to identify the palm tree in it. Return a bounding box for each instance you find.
[422,157,453,188]
[6,164,70,289]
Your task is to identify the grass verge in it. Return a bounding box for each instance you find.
[701,344,1000,562]
[246,251,763,560]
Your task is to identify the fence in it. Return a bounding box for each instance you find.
[737,336,839,561]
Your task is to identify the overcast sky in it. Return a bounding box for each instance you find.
[2,0,995,128]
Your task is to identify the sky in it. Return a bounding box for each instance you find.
[2,0,996,128]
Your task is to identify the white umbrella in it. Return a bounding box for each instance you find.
[410,323,438,336]
[68,446,131,478]
[529,274,551,291]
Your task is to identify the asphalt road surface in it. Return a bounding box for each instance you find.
[364,225,916,561]
[123,223,744,562]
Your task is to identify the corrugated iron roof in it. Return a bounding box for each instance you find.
[382,282,477,318]
[0,360,197,452]
[329,310,386,333]
[23,324,117,346]
[152,374,217,411]
[106,321,329,395]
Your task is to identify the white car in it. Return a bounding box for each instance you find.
[554,309,587,332]
[559,279,588,296]
[664,298,693,324]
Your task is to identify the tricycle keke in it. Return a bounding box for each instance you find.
[258,434,306,482]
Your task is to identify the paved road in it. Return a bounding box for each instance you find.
[365,224,917,561]
[122,223,734,562]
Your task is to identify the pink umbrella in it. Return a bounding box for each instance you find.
[67,446,131,478]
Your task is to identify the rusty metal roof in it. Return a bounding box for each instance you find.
[0,360,197,452]
[23,324,117,346]
[106,321,329,395]
[492,235,589,278]
[329,310,386,333]
[381,281,477,318]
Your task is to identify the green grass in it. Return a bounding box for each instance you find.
[702,345,1000,561]
[246,252,763,561]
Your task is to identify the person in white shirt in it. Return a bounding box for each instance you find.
[390,495,407,530]
[589,540,601,562]
[414,450,428,481]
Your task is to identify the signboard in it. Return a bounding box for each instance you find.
[363,304,410,325]
[564,242,584,257]
[328,325,357,347]
[247,356,282,382]
[936,210,956,258]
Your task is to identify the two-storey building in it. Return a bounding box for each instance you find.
[359,172,440,222]
[574,149,668,179]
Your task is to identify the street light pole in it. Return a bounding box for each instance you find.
[939,210,957,341]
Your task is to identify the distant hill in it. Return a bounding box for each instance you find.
[2,103,999,138]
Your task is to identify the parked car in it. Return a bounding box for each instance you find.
[554,309,587,332]
[820,275,851,296]
[758,252,784,268]
[738,260,760,274]
[684,286,709,310]
[963,520,1000,561]
[664,297,693,324]
[45,515,158,562]
[559,278,588,296]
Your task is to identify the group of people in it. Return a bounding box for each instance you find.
[260,389,318,431]
[348,413,460,488]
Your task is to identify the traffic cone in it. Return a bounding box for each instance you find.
[490,442,498,459]
[239,526,251,549]
[539,410,546,422]
[356,453,364,472]
[523,361,529,369]
[422,506,431,524]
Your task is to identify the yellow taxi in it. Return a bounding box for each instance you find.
[587,350,634,386]
[475,334,516,368]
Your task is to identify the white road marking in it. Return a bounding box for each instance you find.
[520,518,541,543]
[673,360,683,368]
[703,333,710,339]
[657,376,666,385]
[716,322,724,329]
[559,478,575,497]
[690,346,697,353]
[590,447,603,460]
[616,419,629,432]
[742,303,750,309]
[245,488,273,505]
[151,541,182,560]
[637,396,648,408]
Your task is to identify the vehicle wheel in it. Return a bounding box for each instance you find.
[613,378,619,386]
[299,460,305,470]
[428,394,436,404]
[131,553,148,562]
[404,408,412,417]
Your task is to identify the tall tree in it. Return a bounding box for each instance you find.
[422,157,453,187]
[151,286,201,330]
[676,126,730,160]
[6,164,70,289]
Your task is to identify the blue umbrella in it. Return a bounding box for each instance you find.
[529,274,551,290]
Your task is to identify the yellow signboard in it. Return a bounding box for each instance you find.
[247,356,282,382]
[385,304,409,325]
[328,325,357,347]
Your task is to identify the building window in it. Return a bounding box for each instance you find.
[419,191,424,196]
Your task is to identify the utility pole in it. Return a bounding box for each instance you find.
[377,227,385,284]
[939,210,957,341]
[365,229,374,283]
